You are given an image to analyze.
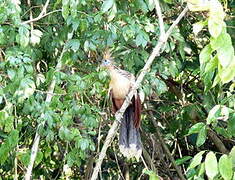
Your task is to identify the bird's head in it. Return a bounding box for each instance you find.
[101,58,113,68]
[101,49,114,69]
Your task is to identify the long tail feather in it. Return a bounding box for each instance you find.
[134,94,141,128]
[119,105,142,159]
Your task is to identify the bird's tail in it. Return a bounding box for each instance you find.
[119,105,142,159]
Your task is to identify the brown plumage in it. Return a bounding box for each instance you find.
[101,51,142,159]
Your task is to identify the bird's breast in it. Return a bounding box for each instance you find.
[110,76,131,99]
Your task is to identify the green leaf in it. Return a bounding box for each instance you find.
[214,126,231,138]
[208,17,224,38]
[135,31,149,47]
[135,0,148,13]
[219,155,233,180]
[30,29,43,45]
[205,152,218,179]
[101,0,114,13]
[4,116,14,132]
[14,77,36,102]
[196,124,207,147]
[210,32,232,51]
[18,151,30,166]
[217,45,234,68]
[206,105,221,125]
[35,151,43,166]
[0,130,19,165]
[146,0,155,11]
[229,146,235,168]
[62,0,70,19]
[199,44,213,65]
[198,162,206,176]
[59,127,74,141]
[143,169,159,180]
[209,0,225,21]
[193,21,207,35]
[79,138,89,150]
[188,122,205,135]
[7,69,16,80]
[188,151,205,170]
[204,55,218,74]
[228,114,235,137]
[220,60,235,84]
[154,78,168,95]
[66,39,80,52]
[163,0,172,4]
[107,2,117,21]
[18,25,30,47]
[135,33,144,47]
[175,156,192,166]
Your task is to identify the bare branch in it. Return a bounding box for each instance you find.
[150,111,186,180]
[154,0,165,36]
[22,0,50,25]
[90,6,188,180]
[24,46,65,180]
[208,129,229,154]
[27,0,33,29]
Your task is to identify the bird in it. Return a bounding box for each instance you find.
[101,50,142,159]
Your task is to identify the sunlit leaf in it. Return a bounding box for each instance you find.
[101,0,114,13]
[205,152,218,179]
[108,2,117,21]
[66,39,80,52]
[30,29,43,45]
[206,105,221,125]
[18,25,30,47]
[193,21,207,35]
[219,155,233,180]
[208,17,224,38]
[188,151,205,170]
[146,0,155,11]
[143,169,159,180]
[188,122,205,135]
[220,61,235,83]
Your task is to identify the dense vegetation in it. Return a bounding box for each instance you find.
[0,0,235,179]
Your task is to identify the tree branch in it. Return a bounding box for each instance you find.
[90,6,188,180]
[24,46,65,180]
[22,0,50,25]
[208,129,229,154]
[154,0,165,36]
[149,112,186,180]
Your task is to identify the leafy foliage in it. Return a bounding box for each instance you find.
[0,0,235,179]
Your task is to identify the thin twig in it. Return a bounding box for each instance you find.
[141,155,149,170]
[35,89,66,96]
[14,105,18,180]
[113,145,125,180]
[90,6,188,180]
[142,147,156,171]
[150,112,186,180]
[27,0,33,29]
[22,0,50,25]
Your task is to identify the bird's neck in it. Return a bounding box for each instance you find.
[108,66,123,81]
[108,66,132,99]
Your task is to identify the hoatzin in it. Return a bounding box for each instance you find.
[101,52,142,159]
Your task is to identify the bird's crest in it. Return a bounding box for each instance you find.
[103,49,113,60]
